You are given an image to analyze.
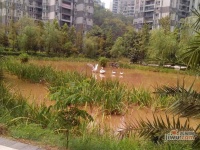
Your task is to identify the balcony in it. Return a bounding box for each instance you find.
[62,8,71,15]
[62,3,72,9]
[145,6,154,12]
[180,0,190,6]
[61,14,71,21]
[145,0,155,5]
[179,6,189,12]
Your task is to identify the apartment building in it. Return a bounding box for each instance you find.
[112,0,120,14]
[112,0,200,30]
[0,0,94,32]
[74,0,94,32]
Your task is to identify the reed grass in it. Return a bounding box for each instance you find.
[3,58,175,114]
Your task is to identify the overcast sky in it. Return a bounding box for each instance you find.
[101,0,111,9]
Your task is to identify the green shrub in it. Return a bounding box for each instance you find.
[19,53,29,63]
[99,57,109,67]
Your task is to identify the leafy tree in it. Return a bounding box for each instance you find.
[148,29,178,65]
[101,18,127,40]
[83,36,98,58]
[122,28,145,63]
[8,20,18,51]
[18,26,40,52]
[75,31,83,54]
[43,22,61,53]
[0,24,8,49]
[110,37,125,58]
[93,5,113,27]
[159,16,171,34]
[68,26,76,45]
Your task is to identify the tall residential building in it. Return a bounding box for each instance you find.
[112,0,120,14]
[120,0,134,17]
[0,0,94,32]
[112,0,200,30]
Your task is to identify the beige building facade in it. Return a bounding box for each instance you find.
[112,0,200,30]
[0,0,94,32]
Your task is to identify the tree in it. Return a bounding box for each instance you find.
[148,29,178,65]
[101,18,127,40]
[110,37,125,58]
[8,20,18,51]
[174,18,195,59]
[18,26,40,52]
[0,24,8,49]
[43,22,61,53]
[83,36,98,58]
[159,16,171,34]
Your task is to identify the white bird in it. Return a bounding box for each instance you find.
[87,63,98,73]
[174,65,181,70]
[100,67,106,74]
[112,70,116,74]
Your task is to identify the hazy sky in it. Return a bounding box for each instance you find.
[101,0,111,9]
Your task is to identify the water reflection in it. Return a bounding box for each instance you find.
[119,75,123,78]
[99,74,105,80]
[92,72,124,80]
[92,73,97,80]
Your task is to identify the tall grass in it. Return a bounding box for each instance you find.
[3,58,175,114]
[69,124,193,150]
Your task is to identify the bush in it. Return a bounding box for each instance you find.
[19,53,29,63]
[99,57,109,67]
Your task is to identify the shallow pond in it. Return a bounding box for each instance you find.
[31,60,200,91]
[4,60,200,131]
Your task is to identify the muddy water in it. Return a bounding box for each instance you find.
[31,60,200,91]
[3,73,53,106]
[84,105,200,132]
[3,60,200,130]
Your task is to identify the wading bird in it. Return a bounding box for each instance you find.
[112,70,116,74]
[100,67,106,74]
[87,63,98,73]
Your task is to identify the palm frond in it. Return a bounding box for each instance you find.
[181,31,200,68]
[191,8,200,31]
[117,114,196,144]
[154,78,200,118]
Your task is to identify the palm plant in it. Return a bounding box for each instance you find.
[118,114,196,144]
[182,9,200,68]
[118,79,200,148]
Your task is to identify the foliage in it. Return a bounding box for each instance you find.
[181,9,200,68]
[148,29,179,65]
[0,55,3,81]
[128,88,153,107]
[118,114,197,144]
[9,123,67,148]
[99,57,109,67]
[159,16,171,34]
[83,37,98,58]
[19,53,29,63]
[110,37,125,58]
[182,33,200,68]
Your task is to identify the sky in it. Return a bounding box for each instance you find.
[101,0,111,9]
